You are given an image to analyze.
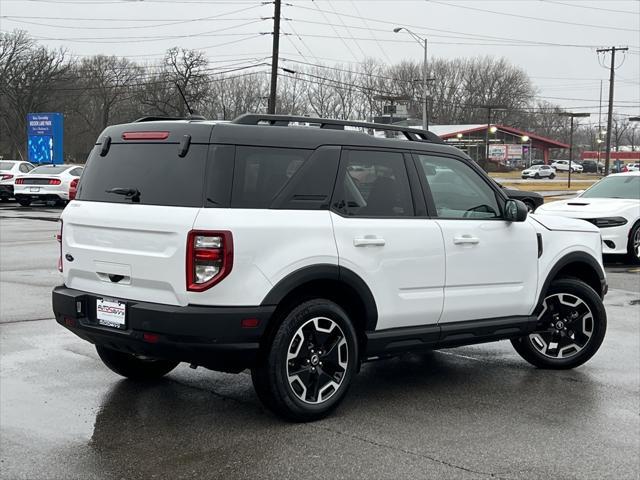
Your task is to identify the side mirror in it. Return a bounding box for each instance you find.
[505,199,528,222]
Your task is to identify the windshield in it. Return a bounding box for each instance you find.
[581,175,640,200]
[30,165,69,175]
[529,165,542,170]
[0,161,16,170]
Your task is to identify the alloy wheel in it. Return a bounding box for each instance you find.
[286,317,348,404]
[633,227,640,260]
[529,293,594,359]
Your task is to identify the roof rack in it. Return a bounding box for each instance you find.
[134,115,206,123]
[231,114,443,143]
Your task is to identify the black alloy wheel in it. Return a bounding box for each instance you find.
[512,278,606,369]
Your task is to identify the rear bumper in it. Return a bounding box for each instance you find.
[52,286,275,372]
[15,186,68,200]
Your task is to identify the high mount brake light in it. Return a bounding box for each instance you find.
[122,131,170,141]
[186,231,233,292]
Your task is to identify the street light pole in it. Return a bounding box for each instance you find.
[394,27,430,131]
[559,111,590,189]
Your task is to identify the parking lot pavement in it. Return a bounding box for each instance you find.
[1,205,639,480]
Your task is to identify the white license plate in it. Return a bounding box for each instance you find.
[29,187,40,192]
[96,298,126,329]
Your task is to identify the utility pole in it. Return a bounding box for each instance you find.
[597,46,628,175]
[482,105,506,163]
[267,0,281,115]
[559,112,590,189]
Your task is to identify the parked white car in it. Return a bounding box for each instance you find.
[551,160,583,173]
[521,164,556,179]
[0,160,35,200]
[622,163,639,172]
[536,171,640,263]
[14,164,83,207]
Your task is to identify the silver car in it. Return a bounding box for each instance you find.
[521,164,556,179]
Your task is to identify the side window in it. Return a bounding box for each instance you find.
[19,164,30,173]
[231,147,309,208]
[333,150,414,217]
[69,168,83,176]
[415,154,501,219]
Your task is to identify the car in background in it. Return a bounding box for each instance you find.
[535,172,640,264]
[521,164,556,179]
[0,160,35,201]
[551,160,583,173]
[622,163,639,172]
[14,164,83,207]
[580,160,605,174]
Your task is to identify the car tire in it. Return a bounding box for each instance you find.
[550,173,556,179]
[251,299,358,422]
[96,345,179,380]
[534,173,540,179]
[511,278,606,369]
[16,197,31,207]
[627,222,640,265]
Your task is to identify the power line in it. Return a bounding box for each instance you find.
[323,0,369,58]
[349,0,393,63]
[428,0,639,32]
[540,0,640,15]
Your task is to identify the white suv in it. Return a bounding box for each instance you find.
[551,160,583,173]
[52,115,608,421]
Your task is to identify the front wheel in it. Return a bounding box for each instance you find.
[627,222,640,265]
[534,173,541,179]
[549,173,556,179]
[511,278,606,369]
[96,345,179,380]
[251,299,358,422]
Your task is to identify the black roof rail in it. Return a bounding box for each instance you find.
[134,115,206,123]
[232,114,443,143]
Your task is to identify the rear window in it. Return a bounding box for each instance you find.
[0,161,16,170]
[231,147,310,208]
[77,144,207,207]
[31,165,69,174]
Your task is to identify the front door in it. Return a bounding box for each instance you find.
[330,149,446,331]
[413,153,538,323]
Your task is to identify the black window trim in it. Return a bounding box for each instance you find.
[330,146,421,220]
[411,150,508,221]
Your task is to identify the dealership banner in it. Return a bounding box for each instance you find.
[27,113,63,164]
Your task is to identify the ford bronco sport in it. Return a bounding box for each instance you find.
[53,115,607,422]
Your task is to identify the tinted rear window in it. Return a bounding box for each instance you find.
[231,147,310,208]
[31,165,70,174]
[77,144,207,207]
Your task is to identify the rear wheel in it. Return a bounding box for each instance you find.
[96,345,179,380]
[627,222,640,265]
[511,278,606,369]
[549,173,556,179]
[251,299,358,422]
[534,173,541,179]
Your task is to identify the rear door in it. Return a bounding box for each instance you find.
[63,136,211,306]
[330,148,445,331]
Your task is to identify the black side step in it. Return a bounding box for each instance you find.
[365,315,537,358]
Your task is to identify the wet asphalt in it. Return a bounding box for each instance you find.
[1,203,639,480]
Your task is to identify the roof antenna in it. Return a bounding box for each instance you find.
[175,82,197,117]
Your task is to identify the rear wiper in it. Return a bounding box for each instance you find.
[105,187,141,202]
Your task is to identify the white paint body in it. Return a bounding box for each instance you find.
[60,198,604,331]
[14,164,82,201]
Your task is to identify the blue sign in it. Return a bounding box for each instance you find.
[27,113,63,164]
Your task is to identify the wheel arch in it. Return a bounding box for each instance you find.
[260,264,378,348]
[538,251,606,306]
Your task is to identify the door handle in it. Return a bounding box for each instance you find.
[354,237,386,247]
[453,234,480,245]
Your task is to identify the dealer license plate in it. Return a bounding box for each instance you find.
[96,298,126,329]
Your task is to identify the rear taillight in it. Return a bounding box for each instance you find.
[49,179,61,185]
[69,178,79,200]
[56,220,63,272]
[1,174,13,180]
[186,230,233,292]
[15,178,24,184]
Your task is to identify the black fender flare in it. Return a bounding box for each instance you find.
[260,264,378,331]
[538,251,606,307]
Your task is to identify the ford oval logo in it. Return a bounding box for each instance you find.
[65,253,74,262]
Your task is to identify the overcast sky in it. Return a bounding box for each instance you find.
[1,0,639,124]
